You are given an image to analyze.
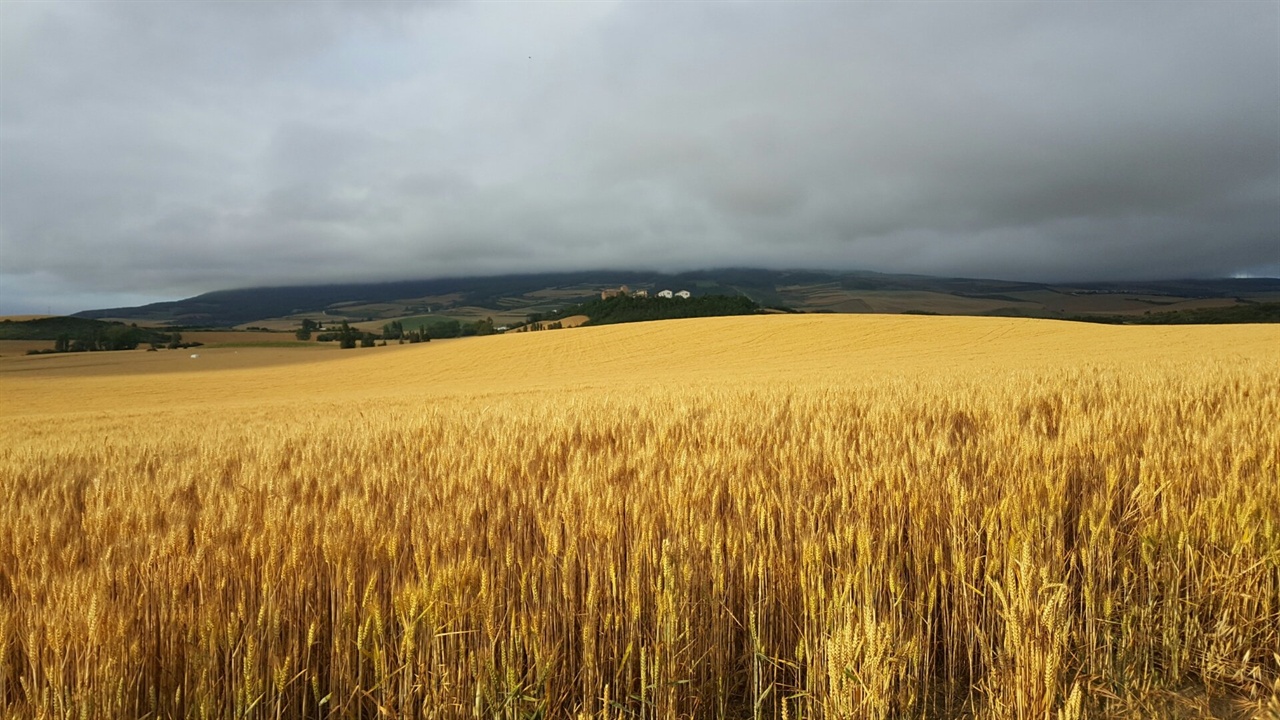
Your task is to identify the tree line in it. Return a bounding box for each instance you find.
[4,317,202,355]
[305,317,500,349]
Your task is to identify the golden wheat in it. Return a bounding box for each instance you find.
[0,315,1277,719]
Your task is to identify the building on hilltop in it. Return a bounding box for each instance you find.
[675,290,691,299]
[657,289,674,299]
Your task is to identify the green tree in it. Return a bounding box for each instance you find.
[338,321,357,349]
[432,319,461,338]
[296,319,321,340]
[103,325,142,350]
[381,320,404,340]
[472,317,496,336]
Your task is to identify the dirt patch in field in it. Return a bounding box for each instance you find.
[0,339,56,356]
[0,342,351,379]
[181,331,308,346]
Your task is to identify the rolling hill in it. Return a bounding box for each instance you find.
[71,269,1280,328]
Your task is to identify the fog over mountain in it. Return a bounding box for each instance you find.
[2,1,1277,314]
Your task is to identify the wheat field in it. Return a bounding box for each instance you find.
[1,315,1277,719]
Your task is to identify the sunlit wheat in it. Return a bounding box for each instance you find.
[1,315,1276,718]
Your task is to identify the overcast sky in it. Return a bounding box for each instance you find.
[1,1,1277,314]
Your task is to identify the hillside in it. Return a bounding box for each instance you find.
[0,315,178,352]
[1073,301,1280,325]
[0,315,156,341]
[71,269,1280,328]
[6,314,1278,414]
[543,293,764,327]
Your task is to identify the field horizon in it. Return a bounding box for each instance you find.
[5,313,1278,415]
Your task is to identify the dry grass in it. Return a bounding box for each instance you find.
[0,340,59,357]
[0,315,1277,719]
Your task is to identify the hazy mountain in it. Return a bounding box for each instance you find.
[73,270,1280,328]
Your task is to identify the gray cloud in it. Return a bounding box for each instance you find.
[1,1,1276,313]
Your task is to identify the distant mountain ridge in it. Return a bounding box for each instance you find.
[74,269,1280,328]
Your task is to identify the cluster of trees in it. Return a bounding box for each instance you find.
[469,317,498,336]
[307,317,502,349]
[314,322,378,349]
[20,320,201,355]
[511,320,563,333]
[381,321,431,344]
[412,317,498,339]
[307,316,500,349]
[51,325,148,352]
[297,318,381,345]
[294,319,320,340]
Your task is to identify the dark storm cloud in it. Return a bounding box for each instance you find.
[1,1,1276,313]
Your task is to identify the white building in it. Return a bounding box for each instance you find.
[657,289,674,299]
[675,290,691,299]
